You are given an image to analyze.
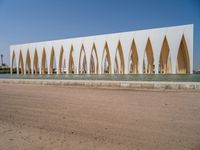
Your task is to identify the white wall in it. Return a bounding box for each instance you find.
[10,24,193,75]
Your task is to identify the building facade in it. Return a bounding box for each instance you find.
[10,24,193,75]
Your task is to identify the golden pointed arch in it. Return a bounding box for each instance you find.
[26,49,31,74]
[68,45,74,74]
[101,42,111,74]
[41,48,47,75]
[114,40,125,74]
[49,47,55,74]
[90,43,99,74]
[159,36,172,74]
[176,35,190,74]
[129,38,138,74]
[33,49,39,74]
[143,38,154,74]
[78,44,87,74]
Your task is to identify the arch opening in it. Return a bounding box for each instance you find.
[143,38,154,74]
[159,37,172,74]
[33,49,39,74]
[50,47,56,74]
[101,43,111,74]
[129,39,138,74]
[41,48,47,75]
[114,41,125,74]
[68,47,75,74]
[78,46,87,74]
[90,44,98,74]
[176,35,190,74]
[26,50,31,74]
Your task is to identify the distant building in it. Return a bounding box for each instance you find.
[194,69,200,74]
[1,54,3,66]
[10,24,193,75]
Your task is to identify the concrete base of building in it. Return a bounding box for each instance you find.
[0,79,200,91]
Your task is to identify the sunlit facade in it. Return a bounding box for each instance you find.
[10,24,193,75]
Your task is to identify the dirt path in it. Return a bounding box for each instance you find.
[0,83,200,150]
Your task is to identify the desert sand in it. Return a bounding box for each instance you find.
[0,83,200,150]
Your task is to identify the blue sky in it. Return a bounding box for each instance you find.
[0,0,200,69]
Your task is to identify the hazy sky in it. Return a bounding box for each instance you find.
[0,0,200,69]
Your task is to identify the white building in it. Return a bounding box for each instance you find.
[10,24,193,75]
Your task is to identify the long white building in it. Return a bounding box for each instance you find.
[10,24,193,75]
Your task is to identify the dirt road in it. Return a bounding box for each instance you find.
[0,83,200,150]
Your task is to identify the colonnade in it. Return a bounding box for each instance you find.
[10,25,193,75]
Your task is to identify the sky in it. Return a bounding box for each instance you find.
[0,0,200,69]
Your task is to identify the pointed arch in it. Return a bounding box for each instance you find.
[78,45,87,74]
[114,41,125,74]
[176,35,190,74]
[41,48,47,75]
[159,37,172,74]
[49,47,56,74]
[25,49,31,74]
[143,38,154,74]
[101,42,111,74]
[33,49,39,74]
[90,44,98,74]
[129,39,138,74]
[11,50,17,74]
[58,46,64,74]
[68,46,75,74]
[18,50,24,75]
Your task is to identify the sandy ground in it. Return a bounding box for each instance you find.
[0,83,200,150]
